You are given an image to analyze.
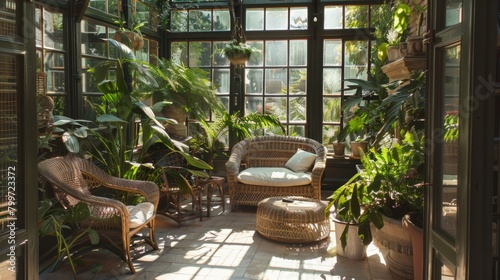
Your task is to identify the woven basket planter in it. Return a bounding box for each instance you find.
[227,52,250,66]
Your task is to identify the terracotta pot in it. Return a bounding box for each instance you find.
[332,215,367,260]
[332,142,346,157]
[387,45,402,62]
[403,214,424,280]
[350,141,368,158]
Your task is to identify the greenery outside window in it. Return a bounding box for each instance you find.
[35,5,66,116]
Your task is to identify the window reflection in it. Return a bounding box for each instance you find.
[440,45,460,239]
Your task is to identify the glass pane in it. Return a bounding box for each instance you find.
[45,52,65,93]
[44,10,64,50]
[445,0,462,27]
[323,68,342,94]
[247,41,264,66]
[246,96,263,114]
[344,41,368,80]
[289,40,307,66]
[323,97,341,122]
[289,97,306,121]
[172,10,188,32]
[246,8,264,31]
[440,45,460,239]
[324,39,342,66]
[246,69,263,94]
[135,38,150,62]
[265,97,286,121]
[135,1,158,31]
[171,42,188,65]
[35,8,42,47]
[289,125,305,137]
[218,96,229,111]
[345,5,368,28]
[266,8,288,30]
[189,10,212,32]
[213,41,229,66]
[265,41,287,66]
[81,21,108,57]
[323,125,340,145]
[89,0,119,15]
[214,9,230,31]
[82,57,106,93]
[188,42,211,67]
[265,68,286,94]
[324,6,343,29]
[213,69,230,94]
[290,7,308,30]
[289,68,307,94]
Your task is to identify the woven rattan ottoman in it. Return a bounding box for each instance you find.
[256,196,330,243]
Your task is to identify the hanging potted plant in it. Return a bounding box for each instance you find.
[223,0,255,66]
[223,40,254,66]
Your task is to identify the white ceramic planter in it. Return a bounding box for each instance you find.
[332,216,367,260]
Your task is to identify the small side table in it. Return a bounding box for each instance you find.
[198,176,226,217]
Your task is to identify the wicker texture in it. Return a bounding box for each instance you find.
[256,196,330,243]
[225,136,327,208]
[38,154,159,274]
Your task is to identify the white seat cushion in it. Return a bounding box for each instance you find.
[237,167,312,187]
[127,202,155,228]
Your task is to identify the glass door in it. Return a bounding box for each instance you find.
[0,0,38,279]
[426,0,498,278]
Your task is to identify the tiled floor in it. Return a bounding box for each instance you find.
[39,197,395,280]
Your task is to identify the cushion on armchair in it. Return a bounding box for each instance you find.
[127,202,155,228]
[237,167,312,187]
[285,148,318,172]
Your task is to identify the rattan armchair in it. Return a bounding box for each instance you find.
[226,136,327,209]
[38,154,160,274]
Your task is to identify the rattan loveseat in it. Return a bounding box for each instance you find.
[225,136,327,209]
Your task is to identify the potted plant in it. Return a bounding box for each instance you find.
[112,16,145,51]
[325,131,425,276]
[332,140,346,157]
[350,136,368,158]
[223,40,255,66]
[377,3,411,62]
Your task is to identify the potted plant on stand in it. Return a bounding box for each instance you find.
[377,2,411,62]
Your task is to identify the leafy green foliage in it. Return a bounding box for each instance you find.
[190,110,285,167]
[326,132,425,249]
[38,199,99,279]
